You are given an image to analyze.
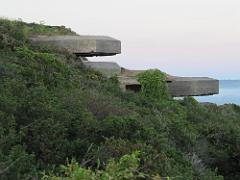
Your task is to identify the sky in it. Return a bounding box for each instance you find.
[1,0,240,79]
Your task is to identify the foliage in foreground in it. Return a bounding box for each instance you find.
[42,151,145,180]
[0,18,240,180]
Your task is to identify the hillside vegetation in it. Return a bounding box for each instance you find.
[1,18,240,180]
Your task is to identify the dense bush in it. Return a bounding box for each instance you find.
[1,18,240,179]
[137,69,170,101]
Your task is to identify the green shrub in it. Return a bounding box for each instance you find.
[137,69,170,101]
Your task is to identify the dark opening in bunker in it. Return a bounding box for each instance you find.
[126,84,141,92]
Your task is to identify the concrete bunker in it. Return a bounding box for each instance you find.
[30,34,219,97]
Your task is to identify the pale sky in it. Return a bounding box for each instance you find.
[1,0,240,79]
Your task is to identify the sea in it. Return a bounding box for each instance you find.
[195,80,240,105]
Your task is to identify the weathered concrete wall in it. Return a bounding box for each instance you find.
[30,35,121,57]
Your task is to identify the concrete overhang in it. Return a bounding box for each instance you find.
[167,76,219,96]
[30,35,121,57]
